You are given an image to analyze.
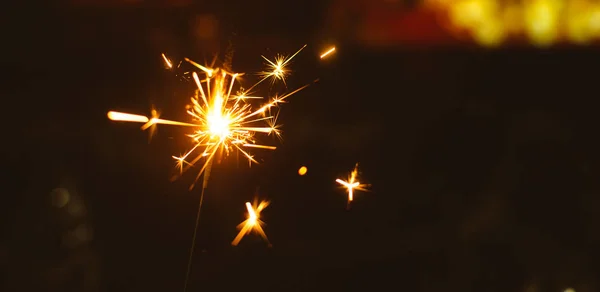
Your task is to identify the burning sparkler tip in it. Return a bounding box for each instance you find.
[111,45,308,197]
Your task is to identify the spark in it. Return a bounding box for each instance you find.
[231,200,270,246]
[320,46,336,59]
[107,47,309,190]
[336,163,369,209]
[162,53,173,68]
[107,111,149,123]
[255,44,307,88]
[146,107,160,141]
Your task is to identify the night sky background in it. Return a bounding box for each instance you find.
[3,1,600,291]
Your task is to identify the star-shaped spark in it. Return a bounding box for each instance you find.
[258,44,306,87]
[336,163,369,209]
[107,46,309,190]
[231,200,270,246]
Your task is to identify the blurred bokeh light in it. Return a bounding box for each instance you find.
[325,0,600,47]
[435,0,600,46]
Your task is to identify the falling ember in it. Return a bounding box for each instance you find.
[161,53,173,68]
[298,166,307,175]
[336,163,369,209]
[107,46,309,189]
[320,46,336,59]
[231,200,270,246]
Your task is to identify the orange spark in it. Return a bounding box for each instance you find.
[107,111,149,123]
[255,44,307,88]
[231,200,270,246]
[336,163,369,209]
[162,53,173,68]
[320,46,336,59]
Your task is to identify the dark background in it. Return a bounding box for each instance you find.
[3,1,600,291]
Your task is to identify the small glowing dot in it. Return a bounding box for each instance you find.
[298,166,307,175]
[564,288,575,292]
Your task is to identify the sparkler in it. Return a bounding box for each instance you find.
[107,45,309,189]
[107,45,308,292]
[336,163,369,209]
[231,200,271,246]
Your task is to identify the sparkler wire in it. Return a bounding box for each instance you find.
[183,160,212,292]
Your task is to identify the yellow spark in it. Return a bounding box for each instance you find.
[256,44,307,88]
[162,53,173,68]
[108,48,309,189]
[185,57,214,76]
[145,107,160,141]
[107,111,149,123]
[336,163,369,208]
[320,46,336,59]
[231,200,270,246]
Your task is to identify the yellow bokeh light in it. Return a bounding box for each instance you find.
[524,0,562,46]
[566,1,593,44]
[429,0,600,46]
[298,166,307,175]
[449,0,497,30]
[588,6,600,34]
[474,18,506,47]
[502,3,524,34]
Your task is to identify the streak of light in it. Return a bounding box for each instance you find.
[320,46,336,59]
[162,53,173,68]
